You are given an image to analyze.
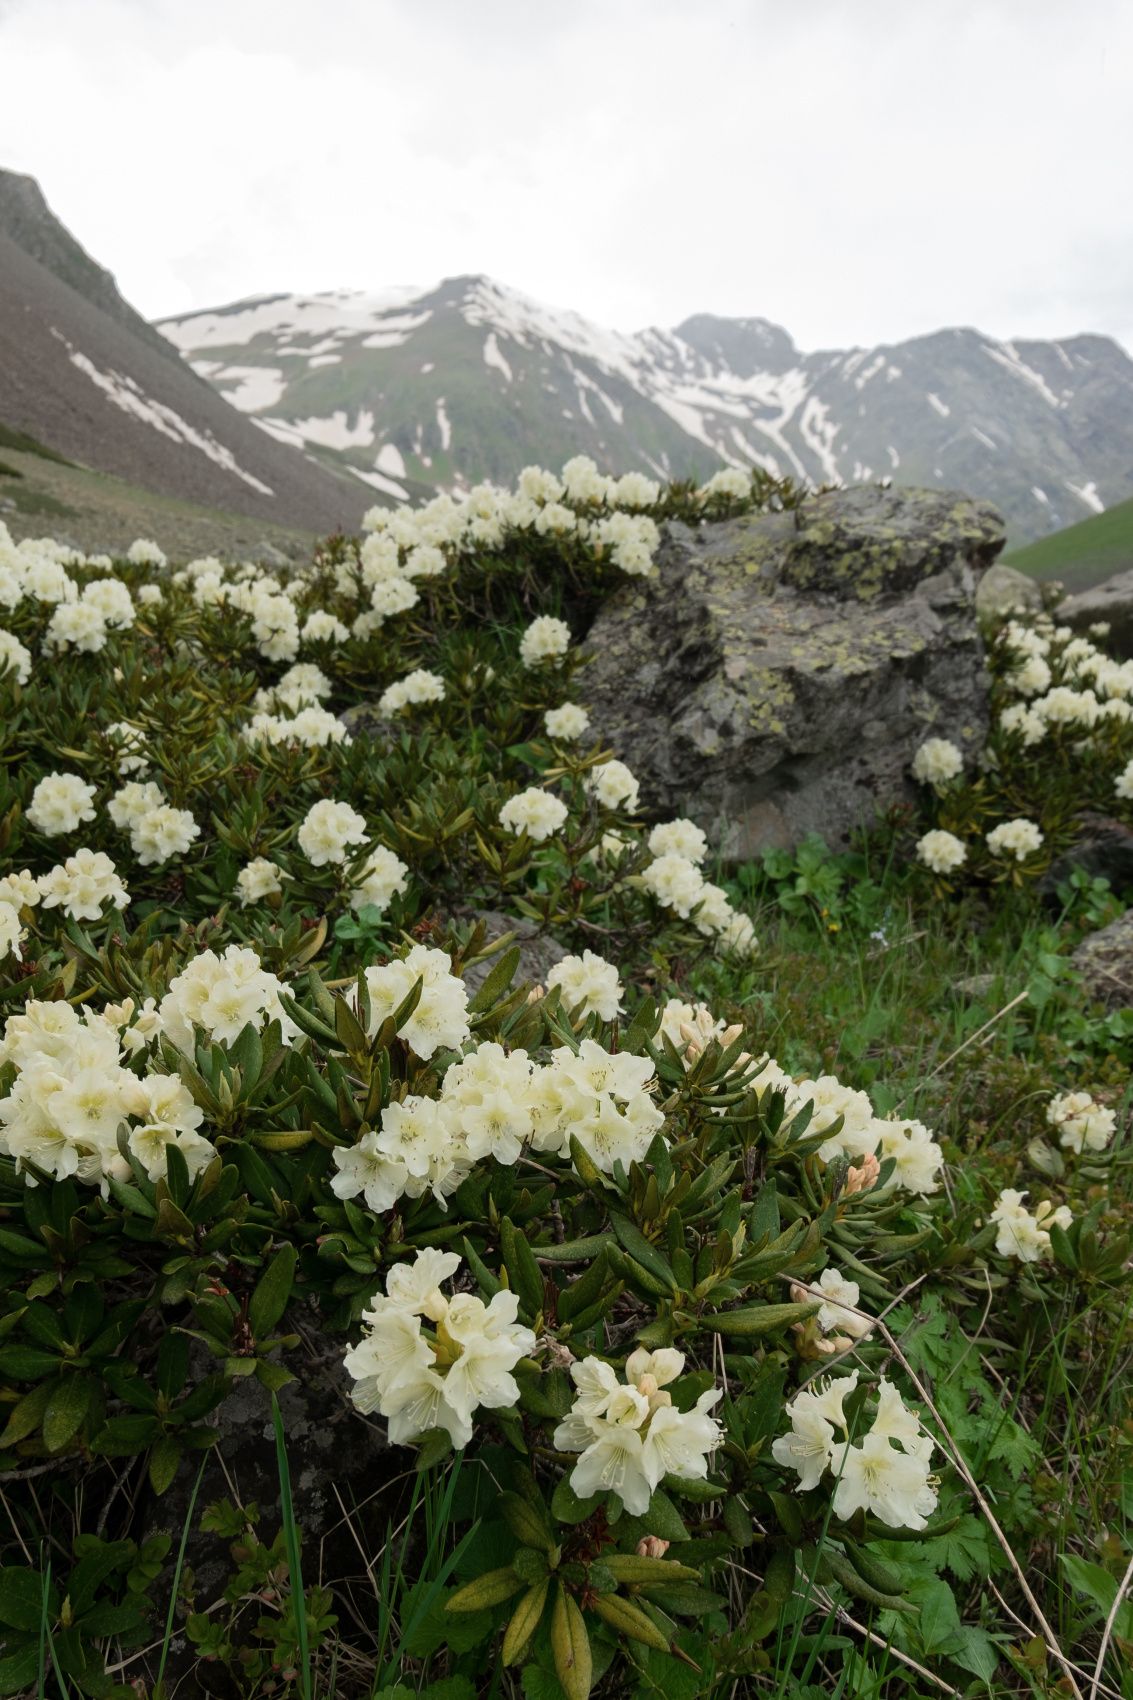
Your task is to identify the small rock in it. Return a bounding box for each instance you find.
[1071,908,1133,1008]
[253,540,291,571]
[975,562,1043,621]
[1039,815,1133,901]
[461,910,568,995]
[1059,567,1133,657]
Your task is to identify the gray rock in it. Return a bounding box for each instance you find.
[1071,908,1133,1008]
[145,1342,393,1690]
[461,910,568,994]
[975,561,1043,621]
[1039,815,1133,901]
[582,485,1003,857]
[1059,567,1133,657]
[253,540,291,571]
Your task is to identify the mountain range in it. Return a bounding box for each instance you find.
[159,275,1133,545]
[2,166,1132,551]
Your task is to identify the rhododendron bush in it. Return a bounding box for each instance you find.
[0,469,1128,1698]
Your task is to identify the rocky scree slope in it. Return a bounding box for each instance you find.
[159,274,1133,545]
[0,171,368,535]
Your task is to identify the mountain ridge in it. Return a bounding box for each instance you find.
[158,273,1133,545]
[0,170,369,536]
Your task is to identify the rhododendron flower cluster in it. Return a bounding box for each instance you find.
[916,829,967,874]
[773,1372,938,1530]
[1046,1090,1116,1154]
[498,787,569,842]
[546,950,624,1020]
[0,999,213,1190]
[158,946,298,1053]
[37,849,129,921]
[519,615,572,668]
[26,772,97,836]
[554,1349,723,1514]
[343,1250,535,1447]
[911,737,964,786]
[990,1189,1072,1261]
[986,817,1043,861]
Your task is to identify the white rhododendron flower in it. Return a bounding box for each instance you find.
[127,538,167,567]
[297,798,369,866]
[697,467,751,502]
[991,1189,1072,1261]
[641,854,706,918]
[999,703,1046,746]
[647,818,709,864]
[546,950,624,1021]
[26,772,98,837]
[1046,1091,1116,1154]
[498,787,569,842]
[812,1268,874,1340]
[554,1348,722,1515]
[1115,759,1133,801]
[45,602,109,653]
[911,737,963,786]
[82,578,135,630]
[130,805,201,867]
[527,1040,665,1173]
[349,845,410,913]
[986,1196,1068,1264]
[378,668,445,714]
[235,858,287,906]
[37,849,129,921]
[519,615,572,667]
[108,779,165,830]
[0,902,24,961]
[158,946,298,1053]
[105,721,148,775]
[586,759,640,813]
[0,869,40,911]
[0,628,32,684]
[0,999,214,1193]
[986,818,1043,861]
[874,1117,944,1195]
[916,829,967,875]
[362,945,471,1059]
[544,703,590,741]
[773,1372,938,1530]
[342,1249,536,1447]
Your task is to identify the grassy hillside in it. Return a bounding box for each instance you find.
[1005,492,1133,590]
[0,440,318,559]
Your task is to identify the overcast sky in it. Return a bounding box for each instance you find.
[1,0,1130,353]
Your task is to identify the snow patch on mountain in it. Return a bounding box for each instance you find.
[375,442,406,477]
[160,288,429,351]
[1067,479,1104,514]
[483,332,513,382]
[65,341,273,495]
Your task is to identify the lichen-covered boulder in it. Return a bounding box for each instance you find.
[582,485,1004,856]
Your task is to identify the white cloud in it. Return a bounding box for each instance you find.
[0,0,1130,354]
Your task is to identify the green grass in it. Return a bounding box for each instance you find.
[0,419,74,466]
[1005,492,1133,591]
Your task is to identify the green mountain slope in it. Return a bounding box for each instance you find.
[1004,493,1133,590]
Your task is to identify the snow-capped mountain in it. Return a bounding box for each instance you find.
[159,275,1133,544]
